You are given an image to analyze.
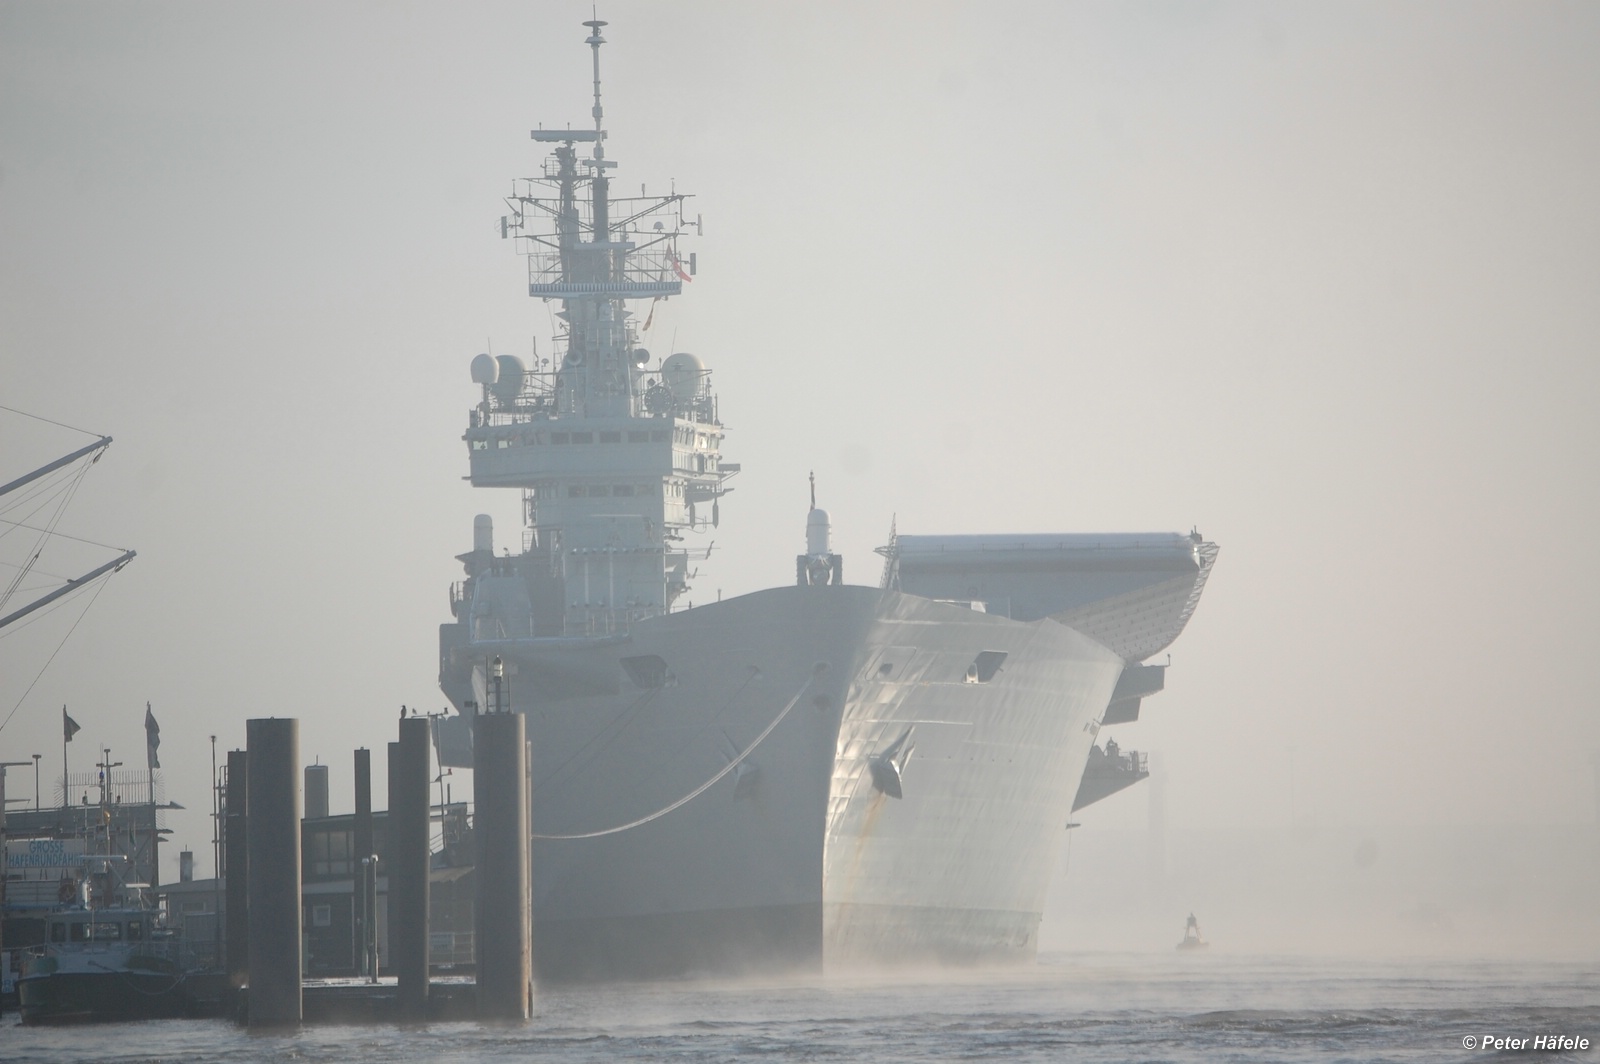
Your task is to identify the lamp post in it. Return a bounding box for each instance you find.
[32,753,42,811]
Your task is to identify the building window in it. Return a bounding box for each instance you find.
[312,905,332,928]
[308,828,354,876]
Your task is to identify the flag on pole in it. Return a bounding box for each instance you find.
[144,702,160,770]
[63,706,81,742]
[666,250,692,283]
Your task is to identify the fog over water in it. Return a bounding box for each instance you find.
[2,0,1598,966]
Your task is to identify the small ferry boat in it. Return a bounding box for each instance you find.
[17,858,190,1025]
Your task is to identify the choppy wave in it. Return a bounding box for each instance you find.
[6,953,1596,1064]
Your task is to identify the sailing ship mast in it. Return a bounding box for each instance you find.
[0,436,135,633]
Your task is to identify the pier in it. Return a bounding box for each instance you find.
[214,711,531,1026]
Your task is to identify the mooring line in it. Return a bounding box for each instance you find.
[530,675,812,840]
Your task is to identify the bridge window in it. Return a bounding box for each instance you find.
[551,433,570,444]
[568,485,586,497]
[600,431,621,443]
[628,431,650,443]
[571,431,594,444]
[651,430,671,442]
[614,485,635,497]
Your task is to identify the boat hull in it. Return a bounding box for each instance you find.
[18,967,187,1025]
[456,584,1123,981]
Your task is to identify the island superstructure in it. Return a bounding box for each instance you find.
[437,20,1218,981]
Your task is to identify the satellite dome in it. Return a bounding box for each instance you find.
[660,352,706,400]
[492,355,526,403]
[470,353,499,385]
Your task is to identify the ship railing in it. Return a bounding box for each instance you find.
[31,936,184,963]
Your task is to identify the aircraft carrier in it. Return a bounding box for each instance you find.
[435,19,1218,981]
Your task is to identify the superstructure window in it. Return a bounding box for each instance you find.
[589,485,610,497]
[600,431,621,443]
[651,430,671,442]
[551,433,570,444]
[571,431,594,444]
[628,431,650,443]
[568,485,586,497]
[613,485,635,497]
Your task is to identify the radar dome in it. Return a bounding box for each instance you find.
[806,507,832,555]
[470,353,499,385]
[661,352,707,400]
[492,355,526,403]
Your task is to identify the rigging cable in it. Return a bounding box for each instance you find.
[0,404,103,439]
[0,459,92,614]
[0,574,111,737]
[530,672,814,840]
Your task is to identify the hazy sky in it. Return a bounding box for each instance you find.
[2,1,1597,893]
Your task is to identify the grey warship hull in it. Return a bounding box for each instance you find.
[450,584,1122,980]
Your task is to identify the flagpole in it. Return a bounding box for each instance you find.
[145,702,157,886]
[62,706,68,811]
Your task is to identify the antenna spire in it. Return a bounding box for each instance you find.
[809,470,816,511]
[584,17,608,160]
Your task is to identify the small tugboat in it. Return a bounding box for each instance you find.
[1176,912,1209,951]
[17,857,190,1024]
